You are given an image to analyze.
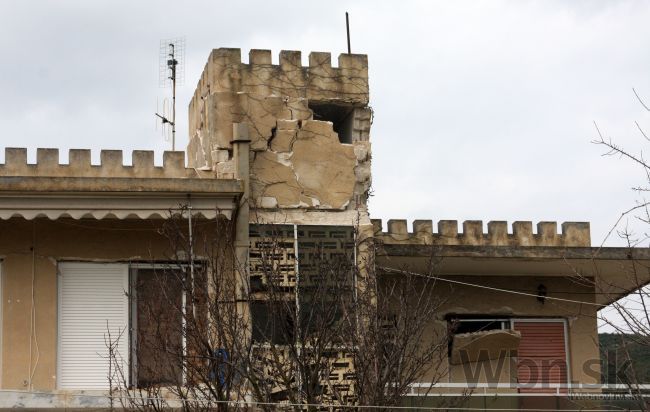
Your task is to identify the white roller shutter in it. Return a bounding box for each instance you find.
[58,263,129,389]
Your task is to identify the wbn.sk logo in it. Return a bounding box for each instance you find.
[458,349,616,388]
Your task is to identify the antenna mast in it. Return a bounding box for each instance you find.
[156,38,185,151]
[345,12,351,54]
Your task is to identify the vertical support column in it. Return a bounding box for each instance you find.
[231,122,251,297]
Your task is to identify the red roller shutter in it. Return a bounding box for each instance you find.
[513,321,568,393]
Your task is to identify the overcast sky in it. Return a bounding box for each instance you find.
[1,0,650,248]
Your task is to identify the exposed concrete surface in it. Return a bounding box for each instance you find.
[250,120,362,210]
[187,48,372,214]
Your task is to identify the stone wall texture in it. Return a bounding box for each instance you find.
[187,48,372,212]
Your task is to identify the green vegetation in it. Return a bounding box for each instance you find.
[600,333,650,384]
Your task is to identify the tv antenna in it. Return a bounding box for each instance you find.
[156,37,185,151]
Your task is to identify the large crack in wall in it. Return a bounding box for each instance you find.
[250,119,363,210]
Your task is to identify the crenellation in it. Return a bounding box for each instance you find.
[0,149,214,179]
[462,220,483,245]
[537,221,558,244]
[487,221,508,245]
[5,148,27,169]
[413,219,434,243]
[163,151,186,174]
[387,219,408,235]
[562,222,591,246]
[132,150,155,172]
[100,150,123,173]
[309,52,332,70]
[211,47,242,65]
[375,219,591,247]
[413,219,433,234]
[191,48,368,101]
[249,49,272,65]
[438,220,459,240]
[69,149,91,169]
[338,53,368,71]
[279,50,302,70]
[513,221,534,246]
[37,148,59,170]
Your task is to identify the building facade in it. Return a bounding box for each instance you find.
[0,47,648,409]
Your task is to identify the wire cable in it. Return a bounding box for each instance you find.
[378,266,607,307]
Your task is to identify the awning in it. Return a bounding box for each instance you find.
[0,176,243,220]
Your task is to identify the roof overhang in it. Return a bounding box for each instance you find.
[378,244,650,306]
[0,176,243,220]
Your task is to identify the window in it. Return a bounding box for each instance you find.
[130,264,207,387]
[446,316,569,390]
[131,267,184,386]
[58,263,130,389]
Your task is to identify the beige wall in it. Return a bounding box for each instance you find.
[0,217,217,391]
[0,217,601,391]
[381,274,600,387]
[437,275,599,385]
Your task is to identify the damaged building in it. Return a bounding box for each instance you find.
[0,47,649,409]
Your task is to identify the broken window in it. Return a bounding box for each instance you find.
[309,102,355,144]
[448,318,519,365]
[450,318,511,335]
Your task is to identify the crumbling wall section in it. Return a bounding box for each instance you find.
[250,120,370,210]
[187,48,371,213]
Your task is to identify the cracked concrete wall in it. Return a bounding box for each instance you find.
[187,48,371,217]
[250,120,368,210]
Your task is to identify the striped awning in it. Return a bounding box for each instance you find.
[0,176,243,220]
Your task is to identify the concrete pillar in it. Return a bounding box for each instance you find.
[231,122,250,297]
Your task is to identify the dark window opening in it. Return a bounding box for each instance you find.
[450,319,510,335]
[131,266,207,388]
[447,317,511,357]
[251,301,295,345]
[309,102,355,144]
[133,268,184,387]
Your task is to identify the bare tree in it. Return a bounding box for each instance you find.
[591,88,650,409]
[104,209,453,411]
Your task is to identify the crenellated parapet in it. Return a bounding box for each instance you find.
[372,219,591,247]
[0,148,213,179]
[190,48,369,109]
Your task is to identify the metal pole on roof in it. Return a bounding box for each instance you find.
[346,12,351,54]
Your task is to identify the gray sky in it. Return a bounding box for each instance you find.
[1,0,650,248]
